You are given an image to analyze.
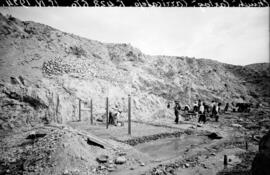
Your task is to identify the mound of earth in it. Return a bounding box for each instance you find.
[0,124,130,175]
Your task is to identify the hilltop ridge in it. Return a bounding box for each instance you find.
[0,13,269,130]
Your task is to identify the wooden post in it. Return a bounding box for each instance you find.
[90,99,93,125]
[245,133,248,150]
[188,86,191,107]
[128,95,131,135]
[56,94,59,123]
[245,141,248,150]
[106,97,109,129]
[224,155,228,167]
[79,99,81,121]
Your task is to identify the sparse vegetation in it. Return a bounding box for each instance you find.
[68,45,87,58]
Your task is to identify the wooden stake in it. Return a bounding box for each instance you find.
[79,99,81,121]
[90,99,93,125]
[188,80,191,106]
[56,94,60,123]
[106,97,109,129]
[224,155,228,167]
[128,95,131,135]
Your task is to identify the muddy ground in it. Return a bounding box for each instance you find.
[1,107,269,175]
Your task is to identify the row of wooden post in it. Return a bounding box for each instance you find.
[78,96,131,135]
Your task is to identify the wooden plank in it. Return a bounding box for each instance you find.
[65,127,117,150]
[78,131,117,150]
[42,125,117,150]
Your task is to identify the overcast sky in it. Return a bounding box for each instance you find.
[0,7,269,65]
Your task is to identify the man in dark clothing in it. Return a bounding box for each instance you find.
[218,103,222,113]
[108,111,115,125]
[204,104,210,113]
[184,105,190,112]
[174,101,181,124]
[211,101,218,121]
[167,102,170,109]
[193,101,199,113]
[224,103,229,112]
[108,105,121,126]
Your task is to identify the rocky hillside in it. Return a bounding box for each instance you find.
[0,13,269,131]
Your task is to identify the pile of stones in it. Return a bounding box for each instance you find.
[150,157,199,175]
[42,57,129,85]
[42,58,72,76]
[95,152,127,174]
[42,57,97,76]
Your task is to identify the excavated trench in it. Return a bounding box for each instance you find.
[109,129,226,175]
[134,134,210,161]
[114,124,222,163]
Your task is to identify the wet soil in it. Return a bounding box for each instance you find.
[135,135,209,161]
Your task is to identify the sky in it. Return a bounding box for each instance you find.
[0,7,269,66]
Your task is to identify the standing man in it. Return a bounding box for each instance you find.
[211,101,218,121]
[174,101,181,124]
[109,105,121,126]
[213,102,220,122]
[167,102,171,108]
[193,101,199,113]
[211,100,215,118]
[198,101,205,124]
[218,103,222,113]
[224,103,229,112]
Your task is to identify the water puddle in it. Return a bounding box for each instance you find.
[135,135,209,161]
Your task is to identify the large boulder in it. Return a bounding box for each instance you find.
[251,130,270,175]
[115,156,126,164]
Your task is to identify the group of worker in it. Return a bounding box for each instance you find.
[105,100,251,126]
[173,100,228,124]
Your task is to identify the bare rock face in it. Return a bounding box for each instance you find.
[0,81,48,131]
[251,130,270,175]
[0,79,79,131]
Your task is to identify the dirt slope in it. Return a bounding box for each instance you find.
[0,13,269,130]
